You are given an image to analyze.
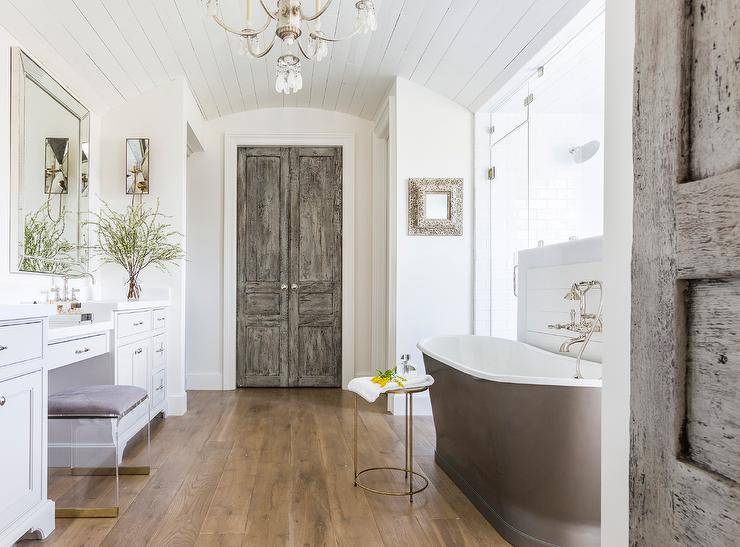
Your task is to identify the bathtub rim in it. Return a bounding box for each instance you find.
[417,335,602,388]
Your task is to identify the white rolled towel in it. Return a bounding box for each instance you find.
[347,374,434,403]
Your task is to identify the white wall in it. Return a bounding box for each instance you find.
[602,0,635,544]
[0,25,99,304]
[185,108,374,390]
[99,78,203,415]
[392,77,474,373]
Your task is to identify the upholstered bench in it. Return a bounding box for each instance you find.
[49,385,151,518]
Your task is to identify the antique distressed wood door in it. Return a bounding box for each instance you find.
[236,146,342,387]
[630,1,739,545]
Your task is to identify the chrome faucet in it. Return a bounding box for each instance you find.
[548,280,603,379]
[75,271,96,286]
[61,275,70,302]
[559,334,587,353]
[55,271,96,303]
[398,353,416,376]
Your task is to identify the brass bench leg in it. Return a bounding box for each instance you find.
[56,507,119,518]
[67,466,150,476]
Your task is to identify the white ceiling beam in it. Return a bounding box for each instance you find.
[98,0,171,87]
[45,0,141,99]
[0,0,114,112]
[72,0,157,93]
[346,0,403,116]
[459,0,587,111]
[359,0,428,119]
[177,0,240,116]
[424,0,537,101]
[304,5,340,109]
[407,0,478,86]
[320,0,358,111]
[395,0,453,80]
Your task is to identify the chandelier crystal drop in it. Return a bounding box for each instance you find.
[201,0,377,94]
[275,54,303,94]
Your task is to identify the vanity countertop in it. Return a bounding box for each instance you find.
[0,304,56,322]
[48,320,114,342]
[85,299,171,311]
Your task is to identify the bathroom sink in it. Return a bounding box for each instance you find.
[48,313,93,328]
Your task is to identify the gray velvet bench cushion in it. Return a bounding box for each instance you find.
[49,385,148,418]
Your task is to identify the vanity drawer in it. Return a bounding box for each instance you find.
[151,369,166,408]
[152,308,167,330]
[0,320,43,368]
[117,311,151,339]
[152,334,166,371]
[48,333,108,369]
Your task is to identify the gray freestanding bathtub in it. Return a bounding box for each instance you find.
[418,335,601,547]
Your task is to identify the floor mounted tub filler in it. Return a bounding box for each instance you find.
[418,335,601,547]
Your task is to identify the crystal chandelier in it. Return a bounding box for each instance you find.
[201,0,378,95]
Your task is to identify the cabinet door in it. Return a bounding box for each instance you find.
[116,339,150,391]
[0,370,43,532]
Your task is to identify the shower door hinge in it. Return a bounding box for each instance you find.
[489,125,495,134]
[524,93,534,106]
[537,65,544,77]
[488,166,496,180]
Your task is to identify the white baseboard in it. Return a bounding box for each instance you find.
[387,392,433,416]
[167,392,187,416]
[187,372,224,390]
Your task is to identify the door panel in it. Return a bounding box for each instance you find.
[0,370,42,532]
[289,147,342,387]
[630,1,740,544]
[245,154,282,282]
[117,340,150,392]
[296,152,339,282]
[237,147,289,387]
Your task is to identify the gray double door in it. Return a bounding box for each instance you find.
[236,146,342,387]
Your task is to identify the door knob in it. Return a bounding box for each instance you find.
[291,284,298,290]
[281,284,288,290]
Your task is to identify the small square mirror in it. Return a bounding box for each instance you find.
[425,192,450,220]
[408,178,463,236]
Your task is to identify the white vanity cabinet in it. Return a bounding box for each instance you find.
[117,338,151,392]
[107,302,169,419]
[0,308,55,545]
[105,303,169,460]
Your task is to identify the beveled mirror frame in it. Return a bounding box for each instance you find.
[408,178,463,236]
[9,47,91,276]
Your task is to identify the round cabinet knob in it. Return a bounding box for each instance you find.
[0,396,6,406]
[281,284,288,290]
[291,284,298,290]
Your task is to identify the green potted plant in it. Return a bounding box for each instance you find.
[88,201,184,300]
[20,204,74,274]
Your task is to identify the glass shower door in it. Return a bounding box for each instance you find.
[490,122,529,340]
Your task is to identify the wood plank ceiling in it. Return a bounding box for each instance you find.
[0,0,587,120]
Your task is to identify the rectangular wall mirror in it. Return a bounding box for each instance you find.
[10,48,90,275]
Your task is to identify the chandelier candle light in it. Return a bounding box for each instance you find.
[201,0,377,94]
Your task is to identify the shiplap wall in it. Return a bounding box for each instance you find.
[517,237,602,362]
[0,0,590,120]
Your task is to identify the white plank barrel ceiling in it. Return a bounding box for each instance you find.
[0,0,588,119]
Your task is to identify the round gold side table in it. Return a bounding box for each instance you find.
[353,385,430,503]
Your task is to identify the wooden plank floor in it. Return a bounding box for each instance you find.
[21,389,508,546]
